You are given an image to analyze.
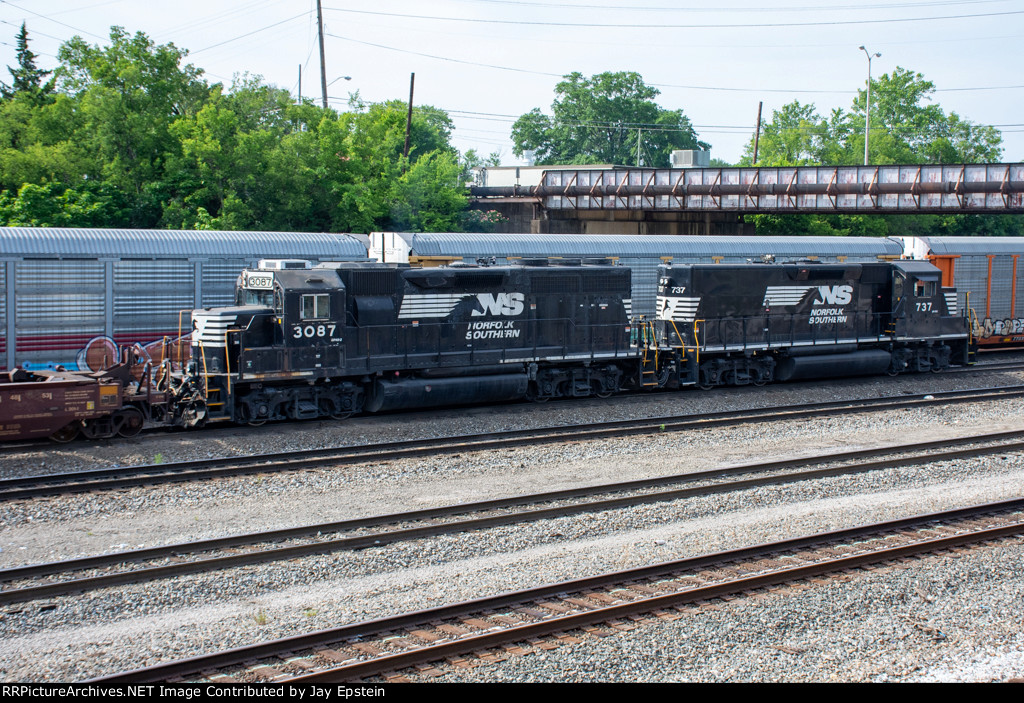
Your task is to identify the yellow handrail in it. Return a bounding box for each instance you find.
[176,309,193,368]
[197,340,209,400]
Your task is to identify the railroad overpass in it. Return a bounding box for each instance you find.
[469,163,1024,235]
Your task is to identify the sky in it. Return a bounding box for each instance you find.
[0,0,1022,166]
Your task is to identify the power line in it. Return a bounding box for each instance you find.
[327,32,1024,96]
[0,0,107,40]
[324,6,1024,29]
[0,19,70,45]
[459,0,1006,12]
[326,32,562,78]
[190,12,305,54]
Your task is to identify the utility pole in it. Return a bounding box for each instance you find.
[636,128,641,167]
[403,72,415,160]
[316,0,328,109]
[297,63,301,103]
[753,101,763,165]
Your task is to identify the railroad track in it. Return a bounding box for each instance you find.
[90,497,1024,683]
[5,428,1023,606]
[4,384,1024,501]
[2,357,1022,456]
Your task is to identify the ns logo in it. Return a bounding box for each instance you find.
[472,292,525,316]
[812,285,853,305]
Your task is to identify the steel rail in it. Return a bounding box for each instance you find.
[92,497,1024,683]
[4,385,1024,502]
[8,429,1023,606]
[2,356,1021,457]
[0,358,1020,456]
[294,520,1024,683]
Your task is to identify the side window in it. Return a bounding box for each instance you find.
[301,293,330,320]
[894,273,905,300]
[914,280,937,297]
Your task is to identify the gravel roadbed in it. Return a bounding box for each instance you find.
[1,370,1023,682]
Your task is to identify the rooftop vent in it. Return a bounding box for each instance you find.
[257,259,311,270]
[670,150,711,169]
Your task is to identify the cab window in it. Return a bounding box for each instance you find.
[301,294,330,320]
[914,280,937,297]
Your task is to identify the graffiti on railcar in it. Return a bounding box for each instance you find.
[972,316,1024,342]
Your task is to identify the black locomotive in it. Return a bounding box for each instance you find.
[185,258,635,427]
[651,260,970,390]
[0,256,974,440]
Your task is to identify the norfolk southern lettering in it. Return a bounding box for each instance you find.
[809,285,853,325]
[466,320,521,339]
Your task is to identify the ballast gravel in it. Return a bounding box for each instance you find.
[1,369,1023,682]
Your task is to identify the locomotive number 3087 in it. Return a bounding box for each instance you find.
[292,324,338,339]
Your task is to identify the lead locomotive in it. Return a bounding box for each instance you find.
[186,258,635,427]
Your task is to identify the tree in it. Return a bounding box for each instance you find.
[511,72,708,167]
[1,23,55,103]
[56,27,210,225]
[743,101,829,166]
[743,67,1002,167]
[0,25,474,232]
[739,68,1014,237]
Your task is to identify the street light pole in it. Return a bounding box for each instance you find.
[859,45,880,165]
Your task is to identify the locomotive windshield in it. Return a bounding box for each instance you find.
[240,288,276,308]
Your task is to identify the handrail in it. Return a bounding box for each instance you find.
[197,340,209,400]
[176,309,192,368]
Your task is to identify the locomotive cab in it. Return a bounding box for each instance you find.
[234,262,347,377]
[889,261,970,368]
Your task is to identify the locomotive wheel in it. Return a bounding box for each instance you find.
[115,407,145,437]
[49,422,80,443]
[526,382,550,403]
[318,398,353,421]
[238,405,267,427]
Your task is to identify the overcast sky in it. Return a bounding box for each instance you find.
[1,0,1021,166]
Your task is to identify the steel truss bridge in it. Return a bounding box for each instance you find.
[471,163,1024,215]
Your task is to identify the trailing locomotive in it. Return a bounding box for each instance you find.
[649,260,970,391]
[0,256,973,441]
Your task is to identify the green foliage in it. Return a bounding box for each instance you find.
[389,151,468,232]
[0,26,474,233]
[512,71,708,167]
[743,67,1002,168]
[0,182,129,226]
[1,23,55,103]
[741,67,1006,237]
